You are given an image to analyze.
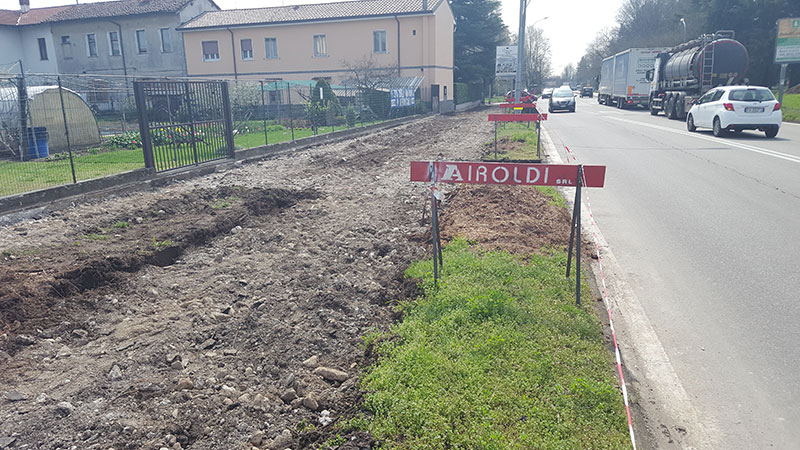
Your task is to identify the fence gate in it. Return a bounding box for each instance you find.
[133,80,234,172]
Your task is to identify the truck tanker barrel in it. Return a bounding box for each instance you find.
[662,38,748,85]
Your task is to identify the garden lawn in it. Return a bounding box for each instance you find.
[780,93,800,123]
[357,239,631,449]
[0,148,144,198]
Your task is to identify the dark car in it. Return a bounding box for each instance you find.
[548,88,576,112]
[580,87,593,98]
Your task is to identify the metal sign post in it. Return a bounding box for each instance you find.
[428,162,443,287]
[566,164,583,305]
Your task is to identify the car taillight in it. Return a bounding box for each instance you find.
[723,103,734,111]
[774,102,781,111]
[627,100,633,104]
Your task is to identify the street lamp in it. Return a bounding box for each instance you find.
[680,18,686,41]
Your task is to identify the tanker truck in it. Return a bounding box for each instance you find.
[646,30,749,119]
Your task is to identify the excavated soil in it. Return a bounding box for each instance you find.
[0,109,575,450]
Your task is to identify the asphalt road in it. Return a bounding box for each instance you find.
[543,96,800,449]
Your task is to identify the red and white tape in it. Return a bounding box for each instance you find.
[564,144,637,450]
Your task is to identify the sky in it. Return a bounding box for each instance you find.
[2,0,624,72]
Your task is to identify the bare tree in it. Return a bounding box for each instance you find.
[342,55,399,120]
[524,26,552,92]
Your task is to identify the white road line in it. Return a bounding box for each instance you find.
[607,116,800,164]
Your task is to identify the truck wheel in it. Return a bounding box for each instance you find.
[687,114,697,132]
[712,117,726,137]
[666,97,676,119]
[649,101,659,115]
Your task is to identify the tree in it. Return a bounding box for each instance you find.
[343,55,398,120]
[524,26,552,92]
[452,0,509,83]
[561,63,576,85]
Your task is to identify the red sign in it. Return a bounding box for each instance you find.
[488,113,547,122]
[499,103,537,108]
[410,161,606,188]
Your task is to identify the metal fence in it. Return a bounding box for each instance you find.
[1,73,427,199]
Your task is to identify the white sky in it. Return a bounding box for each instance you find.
[3,0,624,72]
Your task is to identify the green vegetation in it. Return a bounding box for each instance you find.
[780,93,800,123]
[111,221,130,229]
[486,96,506,104]
[0,148,145,197]
[210,196,240,210]
[152,238,173,249]
[489,122,540,161]
[359,239,630,449]
[82,233,109,241]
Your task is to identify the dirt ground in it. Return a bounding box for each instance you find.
[0,108,575,450]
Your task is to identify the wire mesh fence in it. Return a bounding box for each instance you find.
[1,73,428,198]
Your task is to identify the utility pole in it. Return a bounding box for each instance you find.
[514,0,527,103]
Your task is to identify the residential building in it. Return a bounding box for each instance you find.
[178,0,454,105]
[0,4,68,74]
[0,0,219,77]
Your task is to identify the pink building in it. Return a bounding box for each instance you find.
[178,0,454,106]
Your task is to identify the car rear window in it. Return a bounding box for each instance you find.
[553,89,572,97]
[728,89,774,102]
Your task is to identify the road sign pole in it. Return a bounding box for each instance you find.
[515,0,526,103]
[494,120,498,159]
[429,162,440,287]
[566,165,583,305]
[778,64,788,105]
[536,119,542,160]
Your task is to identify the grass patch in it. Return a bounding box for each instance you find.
[210,196,240,210]
[489,122,540,161]
[112,221,130,229]
[152,238,174,249]
[0,147,145,198]
[780,93,800,123]
[360,239,630,449]
[535,186,568,209]
[82,233,108,241]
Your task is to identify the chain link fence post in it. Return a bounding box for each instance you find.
[57,76,77,183]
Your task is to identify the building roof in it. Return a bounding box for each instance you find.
[179,0,444,31]
[47,0,198,22]
[0,5,71,26]
[0,0,217,26]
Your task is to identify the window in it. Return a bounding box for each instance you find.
[135,29,147,53]
[264,37,278,59]
[313,34,327,57]
[37,38,48,60]
[373,30,387,53]
[61,35,72,59]
[109,31,120,56]
[86,33,98,57]
[240,38,253,60]
[160,28,172,53]
[202,40,220,61]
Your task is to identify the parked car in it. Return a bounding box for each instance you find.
[548,87,576,112]
[580,87,593,98]
[541,88,554,99]
[686,86,781,138]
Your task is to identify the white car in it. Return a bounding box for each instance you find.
[686,86,782,138]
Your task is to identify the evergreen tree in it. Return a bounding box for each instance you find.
[451,0,509,83]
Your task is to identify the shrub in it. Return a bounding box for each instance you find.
[345,106,357,127]
[104,131,142,149]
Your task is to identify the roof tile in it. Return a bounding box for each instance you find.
[180,0,438,30]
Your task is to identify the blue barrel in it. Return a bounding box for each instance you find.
[26,127,49,159]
